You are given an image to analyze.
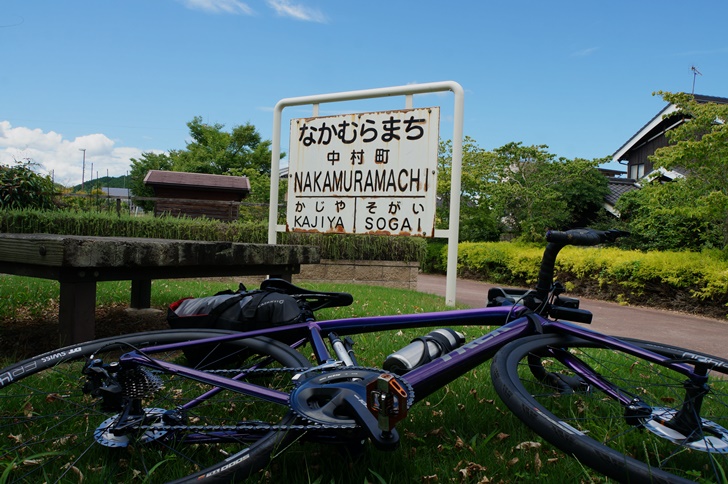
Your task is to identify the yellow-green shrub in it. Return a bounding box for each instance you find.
[456,241,728,318]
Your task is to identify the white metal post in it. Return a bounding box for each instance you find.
[269,81,464,306]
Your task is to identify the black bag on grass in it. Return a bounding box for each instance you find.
[167,283,312,366]
[168,286,310,331]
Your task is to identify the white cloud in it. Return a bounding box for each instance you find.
[179,0,254,15]
[0,121,154,187]
[266,0,327,22]
[571,47,599,57]
[179,0,326,22]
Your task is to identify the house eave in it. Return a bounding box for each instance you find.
[612,103,679,163]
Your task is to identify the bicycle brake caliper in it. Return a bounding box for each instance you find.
[367,373,409,433]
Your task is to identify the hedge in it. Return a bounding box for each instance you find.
[0,209,426,263]
[434,241,728,319]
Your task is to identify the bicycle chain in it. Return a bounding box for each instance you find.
[136,366,411,434]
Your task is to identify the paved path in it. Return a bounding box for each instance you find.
[417,273,728,359]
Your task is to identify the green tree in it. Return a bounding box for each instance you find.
[438,139,608,242]
[616,178,724,251]
[128,117,277,216]
[487,142,609,241]
[653,91,728,246]
[174,117,273,175]
[128,152,173,211]
[0,159,56,210]
[437,137,501,242]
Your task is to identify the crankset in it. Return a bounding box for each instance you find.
[288,368,413,450]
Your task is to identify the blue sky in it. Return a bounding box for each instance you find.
[2,0,727,187]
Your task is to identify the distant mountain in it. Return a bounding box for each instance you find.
[70,175,130,192]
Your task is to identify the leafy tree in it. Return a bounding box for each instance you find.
[128,118,277,216]
[616,178,724,251]
[617,91,728,250]
[653,91,728,246]
[437,137,501,242]
[128,152,173,211]
[486,142,609,241]
[652,91,728,194]
[437,139,608,242]
[0,159,56,210]
[174,117,273,176]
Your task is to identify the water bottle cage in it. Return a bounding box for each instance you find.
[410,332,456,368]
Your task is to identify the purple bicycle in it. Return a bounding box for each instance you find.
[0,229,725,483]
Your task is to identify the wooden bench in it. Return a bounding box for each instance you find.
[0,234,320,344]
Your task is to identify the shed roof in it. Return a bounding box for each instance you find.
[143,170,250,193]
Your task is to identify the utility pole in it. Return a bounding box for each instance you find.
[79,148,86,191]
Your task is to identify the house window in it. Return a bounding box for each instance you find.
[629,163,645,179]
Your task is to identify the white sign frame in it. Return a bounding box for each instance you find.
[269,81,464,306]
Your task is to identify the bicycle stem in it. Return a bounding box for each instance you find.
[535,242,565,303]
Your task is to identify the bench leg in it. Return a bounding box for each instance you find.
[59,281,96,345]
[130,279,152,309]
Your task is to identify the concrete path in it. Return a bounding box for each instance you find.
[417,273,728,359]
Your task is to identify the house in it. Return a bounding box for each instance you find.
[603,94,728,215]
[612,94,728,181]
[143,170,251,221]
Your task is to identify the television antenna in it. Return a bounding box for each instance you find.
[691,65,702,95]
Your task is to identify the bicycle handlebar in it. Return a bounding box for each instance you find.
[546,228,629,247]
[535,228,629,303]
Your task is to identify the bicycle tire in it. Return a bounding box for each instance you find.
[0,329,309,483]
[491,333,728,483]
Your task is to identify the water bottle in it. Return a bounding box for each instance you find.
[383,328,465,374]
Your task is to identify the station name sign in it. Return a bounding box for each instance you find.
[286,107,439,236]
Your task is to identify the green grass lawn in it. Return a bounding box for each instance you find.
[0,276,613,483]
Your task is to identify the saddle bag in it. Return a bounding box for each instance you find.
[167,283,313,367]
[167,284,312,331]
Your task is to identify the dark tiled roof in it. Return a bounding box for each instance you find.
[143,170,250,192]
[605,177,639,207]
[693,94,728,104]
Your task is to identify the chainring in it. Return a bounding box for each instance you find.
[289,368,413,427]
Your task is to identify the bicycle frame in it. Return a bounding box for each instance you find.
[119,304,705,414]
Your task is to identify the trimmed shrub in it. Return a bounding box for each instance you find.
[455,241,728,319]
[0,208,425,262]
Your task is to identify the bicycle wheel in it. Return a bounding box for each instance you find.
[492,334,728,483]
[0,329,309,483]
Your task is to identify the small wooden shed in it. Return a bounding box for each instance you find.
[143,170,251,221]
